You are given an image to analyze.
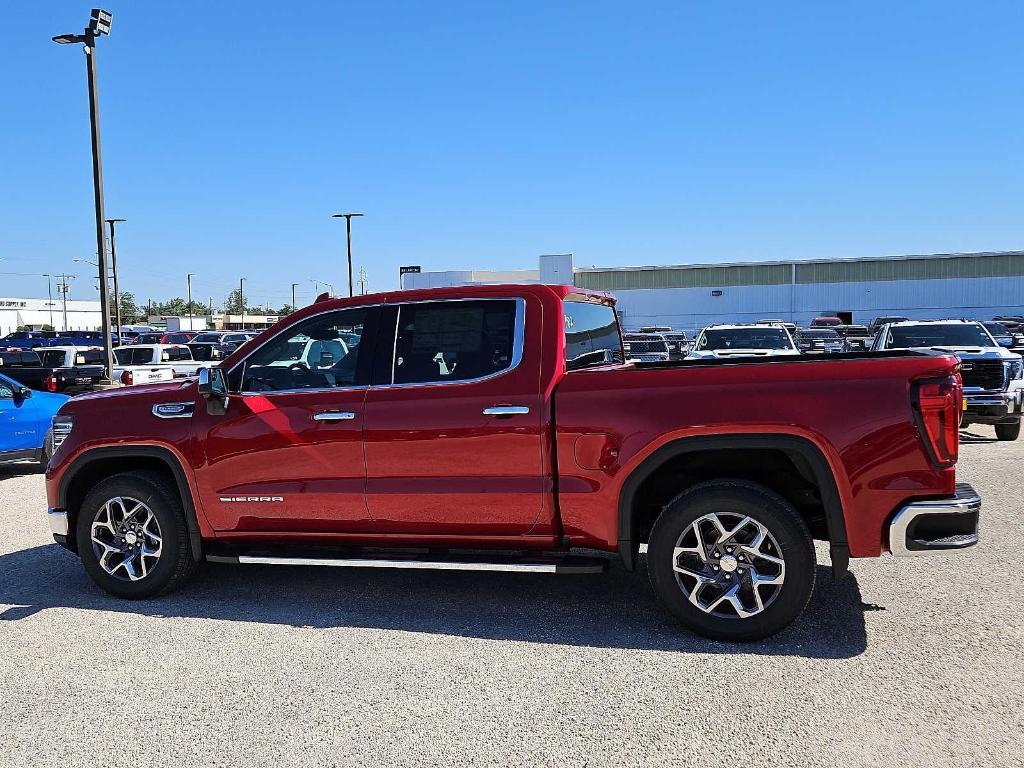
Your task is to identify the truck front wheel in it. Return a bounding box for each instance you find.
[995,421,1020,441]
[76,471,198,599]
[646,480,816,642]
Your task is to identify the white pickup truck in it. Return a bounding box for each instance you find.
[112,344,203,385]
[688,323,801,359]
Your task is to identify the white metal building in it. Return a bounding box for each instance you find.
[0,297,102,336]
[405,251,1024,331]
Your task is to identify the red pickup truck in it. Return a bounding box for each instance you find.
[44,284,979,641]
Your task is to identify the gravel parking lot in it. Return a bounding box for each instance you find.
[1,429,1021,767]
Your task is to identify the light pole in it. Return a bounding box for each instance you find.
[291,282,299,311]
[186,273,196,328]
[239,277,246,330]
[106,217,125,332]
[331,212,364,297]
[54,8,116,381]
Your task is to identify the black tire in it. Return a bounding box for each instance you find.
[76,471,198,599]
[647,479,816,642]
[995,421,1020,441]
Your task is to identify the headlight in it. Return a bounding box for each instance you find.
[51,414,74,453]
[1007,359,1023,380]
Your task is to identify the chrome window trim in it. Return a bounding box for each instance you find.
[230,297,526,396]
[388,297,525,388]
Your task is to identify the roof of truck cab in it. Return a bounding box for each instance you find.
[298,284,613,318]
[220,284,613,368]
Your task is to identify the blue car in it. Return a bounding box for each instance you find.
[0,330,58,349]
[0,372,69,466]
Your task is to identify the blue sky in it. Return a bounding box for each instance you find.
[2,1,1022,308]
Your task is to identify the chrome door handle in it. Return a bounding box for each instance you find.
[482,406,530,416]
[313,411,356,421]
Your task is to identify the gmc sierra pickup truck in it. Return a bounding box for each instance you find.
[45,285,980,641]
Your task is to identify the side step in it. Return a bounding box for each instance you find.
[206,551,608,574]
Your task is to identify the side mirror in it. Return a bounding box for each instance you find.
[197,366,228,415]
[15,386,32,400]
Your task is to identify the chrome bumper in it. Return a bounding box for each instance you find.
[964,390,1018,408]
[47,509,68,536]
[889,484,980,556]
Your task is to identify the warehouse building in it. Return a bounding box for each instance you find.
[0,296,102,336]
[404,250,1024,330]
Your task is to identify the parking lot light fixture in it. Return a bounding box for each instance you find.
[332,213,364,297]
[187,273,196,327]
[239,277,247,329]
[106,218,125,333]
[52,8,117,381]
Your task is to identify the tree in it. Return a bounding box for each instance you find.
[223,288,244,315]
[275,304,295,316]
[119,292,141,323]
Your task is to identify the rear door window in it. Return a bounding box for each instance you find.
[390,300,518,385]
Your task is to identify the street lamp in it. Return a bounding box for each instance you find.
[186,273,196,328]
[331,212,364,297]
[106,218,125,332]
[53,8,117,381]
[291,282,299,312]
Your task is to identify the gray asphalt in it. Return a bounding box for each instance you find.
[1,428,1021,767]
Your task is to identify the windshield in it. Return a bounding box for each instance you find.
[885,324,995,348]
[698,328,793,350]
[193,333,222,343]
[983,322,1009,335]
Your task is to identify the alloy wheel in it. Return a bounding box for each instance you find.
[90,496,163,582]
[671,511,786,619]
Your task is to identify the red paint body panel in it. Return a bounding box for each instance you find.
[553,358,958,557]
[45,284,960,562]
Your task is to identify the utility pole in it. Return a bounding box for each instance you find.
[106,218,125,333]
[239,277,246,330]
[291,282,299,312]
[54,274,76,331]
[331,212,364,297]
[186,273,196,329]
[53,9,117,381]
[42,274,55,328]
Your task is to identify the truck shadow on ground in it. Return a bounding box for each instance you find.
[959,429,998,444]
[0,544,872,659]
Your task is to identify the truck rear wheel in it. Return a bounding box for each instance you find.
[76,471,198,599]
[646,480,815,642]
[995,421,1020,441]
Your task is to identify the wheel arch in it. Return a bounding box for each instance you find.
[58,445,203,560]
[616,433,848,573]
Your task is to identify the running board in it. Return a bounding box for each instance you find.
[206,552,607,574]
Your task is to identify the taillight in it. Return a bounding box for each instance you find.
[911,375,960,467]
[120,370,133,386]
[44,374,58,393]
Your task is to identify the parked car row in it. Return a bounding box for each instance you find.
[621,315,1022,442]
